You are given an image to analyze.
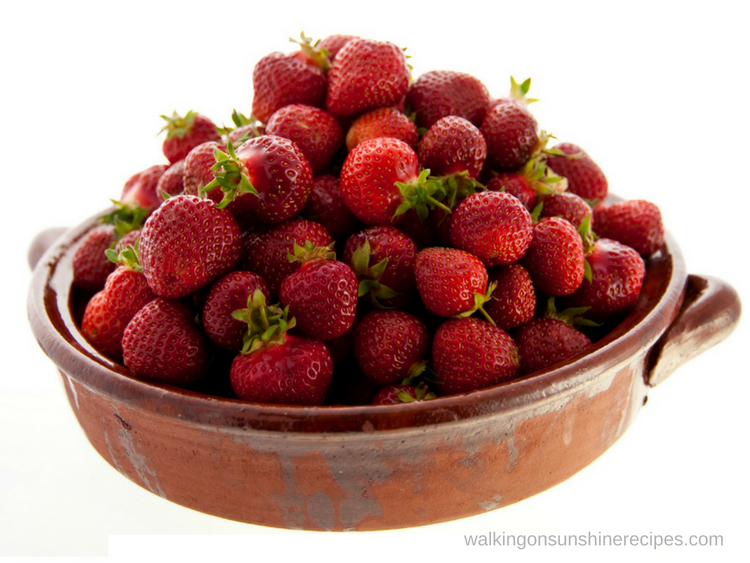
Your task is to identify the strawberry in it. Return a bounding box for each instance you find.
[278,245,359,339]
[72,225,118,292]
[486,173,537,209]
[592,199,664,256]
[139,194,243,298]
[300,175,361,239]
[201,271,271,351]
[343,225,418,308]
[159,111,221,165]
[353,309,429,386]
[251,50,327,123]
[485,263,536,329]
[242,218,334,296]
[405,70,491,129]
[340,137,449,226]
[120,164,169,213]
[183,141,225,198]
[345,107,419,151]
[449,191,533,267]
[521,216,585,296]
[418,115,487,180]
[371,382,436,405]
[546,142,608,202]
[395,208,437,249]
[414,247,494,320]
[205,135,313,224]
[515,315,592,374]
[156,159,185,200]
[538,191,593,229]
[325,38,410,118]
[225,111,264,146]
[318,34,358,62]
[431,317,520,395]
[122,298,209,384]
[561,238,646,321]
[265,104,342,174]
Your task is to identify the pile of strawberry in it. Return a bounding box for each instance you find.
[72,33,665,406]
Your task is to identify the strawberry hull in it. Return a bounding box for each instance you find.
[28,208,741,531]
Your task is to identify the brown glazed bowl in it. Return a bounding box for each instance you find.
[27,211,741,532]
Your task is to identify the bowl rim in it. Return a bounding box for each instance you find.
[28,206,687,434]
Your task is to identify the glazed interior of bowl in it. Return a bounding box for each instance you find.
[29,207,687,434]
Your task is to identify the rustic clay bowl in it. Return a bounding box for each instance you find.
[27,211,741,531]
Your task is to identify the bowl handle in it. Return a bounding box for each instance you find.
[28,227,68,271]
[647,274,742,387]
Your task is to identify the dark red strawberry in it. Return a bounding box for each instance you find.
[345,107,419,151]
[546,142,608,202]
[515,316,592,374]
[72,225,118,292]
[395,208,437,249]
[521,217,585,296]
[538,191,593,229]
[486,173,537,209]
[156,159,185,200]
[371,382,436,405]
[593,199,664,256]
[353,309,429,386]
[183,141,225,198]
[325,38,410,118]
[561,238,646,321]
[485,263,536,329]
[120,164,169,213]
[418,115,487,180]
[431,317,520,395]
[343,225,418,308]
[405,70,491,129]
[300,175,361,239]
[450,191,533,267]
[122,298,209,384]
[139,195,243,298]
[159,111,221,165]
[265,104,342,173]
[243,218,334,296]
[202,271,271,351]
[251,51,327,123]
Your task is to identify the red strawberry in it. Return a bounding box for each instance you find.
[345,107,418,151]
[521,216,585,296]
[205,135,313,224]
[394,208,437,249]
[405,70,491,129]
[515,316,592,374]
[431,317,520,395]
[593,199,664,256]
[371,382,436,405]
[278,246,359,339]
[538,191,593,229]
[72,225,118,292]
[226,111,264,146]
[485,263,536,329]
[156,159,185,200]
[243,218,334,295]
[414,247,493,319]
[300,175,361,239]
[450,191,533,267]
[561,238,646,321]
[183,141,225,198]
[353,309,429,386]
[546,142,608,202]
[120,164,169,213]
[318,34,358,62]
[201,271,271,351]
[486,173,537,209]
[343,225,418,308]
[325,38,410,118]
[265,104,342,174]
[139,194,243,298]
[251,50,327,123]
[159,111,221,165]
[122,298,209,384]
[418,115,487,180]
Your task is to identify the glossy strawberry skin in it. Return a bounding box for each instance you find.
[156,159,185,200]
[522,217,585,296]
[300,175,361,239]
[139,195,243,299]
[418,116,487,178]
[593,200,664,256]
[406,70,491,129]
[547,143,608,202]
[481,99,539,172]
[120,164,169,213]
[252,51,327,123]
[414,247,488,317]
[229,335,333,405]
[450,191,533,267]
[318,34,358,62]
[278,260,359,339]
[122,298,209,385]
[345,107,419,151]
[183,141,224,198]
[353,309,429,386]
[485,263,536,329]
[72,225,118,292]
[562,238,646,321]
[325,38,410,118]
[162,113,221,165]
[340,137,420,226]
[539,192,593,229]
[486,173,537,210]
[431,317,520,395]
[515,317,592,375]
[202,271,271,351]
[265,104,342,174]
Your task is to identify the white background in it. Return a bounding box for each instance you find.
[1,1,748,561]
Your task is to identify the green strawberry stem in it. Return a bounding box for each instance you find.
[101,200,148,239]
[453,281,497,327]
[201,139,259,208]
[232,290,297,354]
[104,239,142,272]
[159,110,197,140]
[393,169,451,222]
[289,31,331,72]
[509,76,538,105]
[351,241,403,308]
[287,240,336,265]
[544,296,600,328]
[397,382,436,403]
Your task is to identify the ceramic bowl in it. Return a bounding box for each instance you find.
[27,211,741,531]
